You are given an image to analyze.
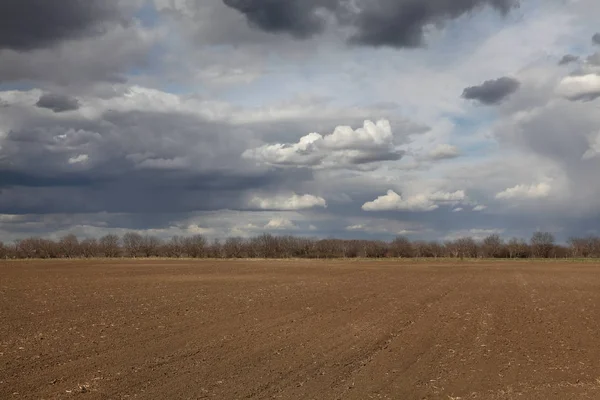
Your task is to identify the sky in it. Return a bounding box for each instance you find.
[0,0,599,243]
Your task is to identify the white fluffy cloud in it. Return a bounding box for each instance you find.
[495,182,551,200]
[555,74,600,101]
[362,190,466,212]
[264,218,297,230]
[242,120,406,169]
[362,191,438,212]
[248,193,327,210]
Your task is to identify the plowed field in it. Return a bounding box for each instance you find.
[2,260,600,399]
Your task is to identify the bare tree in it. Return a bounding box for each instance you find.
[567,236,595,258]
[253,234,280,258]
[59,234,80,258]
[164,236,184,258]
[363,240,388,258]
[123,232,144,258]
[444,240,460,258]
[530,232,555,258]
[590,237,600,258]
[8,231,600,260]
[209,239,224,258]
[390,236,414,258]
[458,237,479,259]
[223,237,246,258]
[140,236,162,257]
[413,241,442,258]
[99,234,120,258]
[444,237,478,259]
[507,238,529,258]
[184,235,207,258]
[16,237,59,259]
[482,234,504,258]
[80,238,100,258]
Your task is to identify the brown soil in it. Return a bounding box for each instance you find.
[2,259,600,399]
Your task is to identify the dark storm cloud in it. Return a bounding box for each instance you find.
[222,0,518,47]
[0,171,288,215]
[222,0,337,38]
[461,77,521,105]
[0,0,122,51]
[593,33,600,46]
[558,54,579,66]
[346,0,517,48]
[0,105,316,215]
[36,93,80,113]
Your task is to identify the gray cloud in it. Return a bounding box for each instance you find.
[0,23,154,86]
[0,0,123,51]
[222,0,518,48]
[587,52,600,66]
[222,0,337,38]
[36,93,80,113]
[593,33,600,46]
[558,54,579,65]
[462,77,521,105]
[0,93,337,216]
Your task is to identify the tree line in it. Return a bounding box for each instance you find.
[2,231,600,260]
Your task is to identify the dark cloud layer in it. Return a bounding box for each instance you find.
[593,33,600,46]
[222,0,518,48]
[36,93,80,113]
[462,77,521,105]
[0,104,317,215]
[222,0,337,38]
[0,0,122,51]
[558,54,579,65]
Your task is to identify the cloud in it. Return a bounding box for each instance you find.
[362,189,466,212]
[0,87,308,215]
[472,205,487,211]
[593,33,600,46]
[186,224,215,235]
[588,53,600,66]
[462,77,521,105]
[221,0,332,39]
[36,93,80,113]
[452,207,463,212]
[556,74,600,101]
[264,217,297,230]
[495,182,551,200]
[243,119,405,169]
[427,144,460,160]
[428,190,466,203]
[0,0,124,51]
[363,190,438,212]
[444,228,505,241]
[3,0,600,244]
[582,131,600,160]
[222,0,518,48]
[68,154,89,165]
[558,54,579,66]
[346,224,365,231]
[248,193,327,210]
[0,23,157,86]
